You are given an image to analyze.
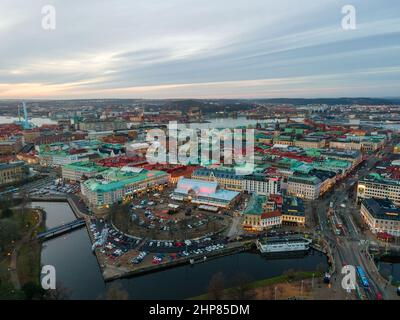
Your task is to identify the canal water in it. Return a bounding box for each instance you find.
[34,201,328,300]
[377,259,400,286]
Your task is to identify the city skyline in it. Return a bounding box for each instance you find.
[1,0,400,99]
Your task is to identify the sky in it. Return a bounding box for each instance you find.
[0,0,400,99]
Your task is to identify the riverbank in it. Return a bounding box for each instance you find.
[100,241,253,281]
[189,271,324,300]
[0,205,45,299]
[34,201,329,299]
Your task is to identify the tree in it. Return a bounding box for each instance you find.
[316,262,326,274]
[104,283,129,300]
[0,219,21,253]
[45,282,71,300]
[230,272,254,300]
[19,190,30,226]
[207,272,225,300]
[22,282,46,300]
[283,268,297,281]
[1,207,13,219]
[0,282,24,300]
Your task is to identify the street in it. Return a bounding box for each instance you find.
[310,144,399,300]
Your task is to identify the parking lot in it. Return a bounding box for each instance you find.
[90,217,231,269]
[113,186,233,240]
[28,180,80,197]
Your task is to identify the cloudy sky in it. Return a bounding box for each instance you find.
[0,0,399,99]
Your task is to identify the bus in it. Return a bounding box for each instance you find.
[356,266,369,288]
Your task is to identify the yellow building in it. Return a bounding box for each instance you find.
[281,196,306,226]
[0,161,30,186]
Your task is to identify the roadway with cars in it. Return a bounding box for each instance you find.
[313,143,399,300]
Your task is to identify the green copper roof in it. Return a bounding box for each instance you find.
[63,161,107,173]
[82,169,168,193]
[243,195,266,216]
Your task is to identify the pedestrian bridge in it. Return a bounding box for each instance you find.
[37,218,86,241]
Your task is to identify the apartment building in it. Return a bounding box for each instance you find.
[192,167,281,196]
[357,174,400,205]
[0,161,30,186]
[360,198,400,236]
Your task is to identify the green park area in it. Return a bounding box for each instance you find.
[0,198,46,299]
[190,270,325,300]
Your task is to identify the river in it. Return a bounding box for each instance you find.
[1,115,399,131]
[34,201,328,300]
[0,116,57,126]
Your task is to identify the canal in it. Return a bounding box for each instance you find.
[34,201,328,300]
[377,258,400,286]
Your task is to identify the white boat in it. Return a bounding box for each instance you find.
[256,236,312,254]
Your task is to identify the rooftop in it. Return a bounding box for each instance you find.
[243,195,266,216]
[63,161,107,173]
[82,168,168,193]
[174,177,240,202]
[282,196,305,217]
[362,198,400,221]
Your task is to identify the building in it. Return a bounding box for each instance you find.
[329,140,361,151]
[242,195,267,231]
[126,142,149,157]
[320,149,363,168]
[0,161,30,186]
[294,137,326,149]
[192,167,281,196]
[260,211,282,229]
[39,148,101,167]
[360,198,400,236]
[0,139,23,155]
[62,161,108,182]
[37,140,116,167]
[329,135,386,152]
[357,174,400,205]
[287,175,321,200]
[273,135,294,146]
[281,196,306,226]
[242,194,283,231]
[171,177,240,209]
[81,167,169,212]
[313,159,352,178]
[78,119,127,132]
[394,144,400,154]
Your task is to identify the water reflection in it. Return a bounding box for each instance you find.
[35,201,327,300]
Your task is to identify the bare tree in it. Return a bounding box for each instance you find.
[46,282,71,300]
[230,272,254,300]
[104,283,129,300]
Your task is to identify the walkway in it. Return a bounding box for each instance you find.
[9,209,43,290]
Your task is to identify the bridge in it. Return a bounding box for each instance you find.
[37,218,86,241]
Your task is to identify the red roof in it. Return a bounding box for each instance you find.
[261,210,281,219]
[269,194,283,205]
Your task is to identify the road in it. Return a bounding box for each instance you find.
[311,144,399,300]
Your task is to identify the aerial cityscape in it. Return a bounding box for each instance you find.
[0,0,400,306]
